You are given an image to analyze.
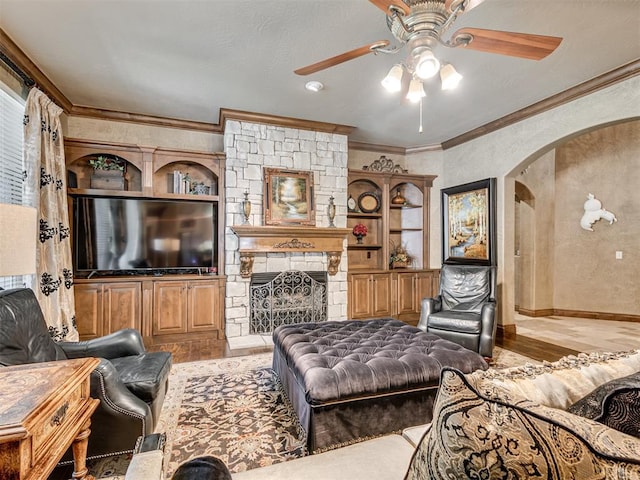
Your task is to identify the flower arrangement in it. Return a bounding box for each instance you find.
[390,242,412,268]
[89,155,125,172]
[352,223,368,237]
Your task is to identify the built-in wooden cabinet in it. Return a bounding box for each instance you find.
[152,279,223,335]
[66,138,227,347]
[346,168,438,322]
[74,276,225,343]
[394,270,440,322]
[74,281,141,339]
[349,273,393,319]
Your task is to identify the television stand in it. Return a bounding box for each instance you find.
[73,274,225,347]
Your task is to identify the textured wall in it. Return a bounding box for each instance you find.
[553,121,640,315]
[515,150,556,312]
[406,75,640,326]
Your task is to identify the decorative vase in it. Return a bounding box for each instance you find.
[241,191,251,224]
[391,187,406,205]
[356,234,364,244]
[327,195,336,228]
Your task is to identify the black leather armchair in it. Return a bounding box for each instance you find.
[417,264,497,358]
[0,287,172,458]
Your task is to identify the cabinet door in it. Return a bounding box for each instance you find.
[371,274,392,317]
[187,281,221,332]
[103,282,142,333]
[349,274,373,319]
[74,283,104,339]
[396,273,417,316]
[153,281,188,335]
[415,271,438,311]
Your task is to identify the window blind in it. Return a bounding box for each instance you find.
[0,81,27,289]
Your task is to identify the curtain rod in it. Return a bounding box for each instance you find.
[0,50,35,88]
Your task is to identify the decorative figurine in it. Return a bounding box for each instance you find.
[580,193,617,231]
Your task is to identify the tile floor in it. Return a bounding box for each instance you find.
[514,313,640,353]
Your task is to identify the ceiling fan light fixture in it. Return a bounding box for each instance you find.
[406,78,426,103]
[305,80,324,92]
[414,49,440,79]
[381,64,404,93]
[440,63,463,90]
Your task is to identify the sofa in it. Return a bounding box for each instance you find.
[127,349,640,480]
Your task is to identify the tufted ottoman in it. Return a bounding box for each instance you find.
[272,318,488,452]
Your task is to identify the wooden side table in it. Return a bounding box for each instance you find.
[0,357,100,480]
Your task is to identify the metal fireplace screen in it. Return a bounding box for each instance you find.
[250,270,327,334]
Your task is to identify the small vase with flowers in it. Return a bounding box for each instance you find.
[352,223,368,244]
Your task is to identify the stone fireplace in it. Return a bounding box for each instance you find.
[223,119,349,339]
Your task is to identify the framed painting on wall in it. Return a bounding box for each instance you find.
[441,178,496,266]
[263,168,315,226]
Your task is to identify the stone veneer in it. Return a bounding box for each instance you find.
[223,120,348,338]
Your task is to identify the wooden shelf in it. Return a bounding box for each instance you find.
[390,203,421,209]
[390,228,422,233]
[65,138,227,347]
[347,211,383,218]
[68,188,143,197]
[151,193,220,202]
[230,225,350,277]
[347,169,437,320]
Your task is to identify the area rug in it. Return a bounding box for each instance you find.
[160,355,306,476]
[84,347,537,479]
[84,352,306,479]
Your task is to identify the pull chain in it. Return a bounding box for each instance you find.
[418,97,424,133]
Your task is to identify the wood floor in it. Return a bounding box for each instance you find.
[148,322,582,364]
[496,334,579,362]
[147,338,272,364]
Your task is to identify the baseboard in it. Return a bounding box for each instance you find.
[497,323,517,339]
[552,309,640,323]
[517,308,554,317]
[517,308,640,323]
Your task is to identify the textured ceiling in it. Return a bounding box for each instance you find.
[1,0,639,148]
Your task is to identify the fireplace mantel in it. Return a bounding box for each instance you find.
[231,225,351,277]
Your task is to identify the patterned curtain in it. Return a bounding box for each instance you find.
[23,88,78,341]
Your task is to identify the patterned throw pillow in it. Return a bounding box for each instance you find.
[567,371,640,438]
[404,367,640,480]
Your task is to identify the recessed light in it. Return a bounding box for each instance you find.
[305,81,324,92]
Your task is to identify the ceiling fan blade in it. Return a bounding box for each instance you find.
[294,40,390,76]
[451,27,562,60]
[369,0,411,16]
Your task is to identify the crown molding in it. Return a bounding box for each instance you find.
[70,105,220,133]
[218,108,354,135]
[442,59,640,150]
[347,141,408,155]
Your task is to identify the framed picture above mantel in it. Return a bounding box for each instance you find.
[441,178,496,266]
[263,168,315,226]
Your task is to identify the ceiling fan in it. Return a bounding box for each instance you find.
[294,0,562,99]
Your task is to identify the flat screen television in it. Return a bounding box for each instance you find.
[73,196,216,274]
